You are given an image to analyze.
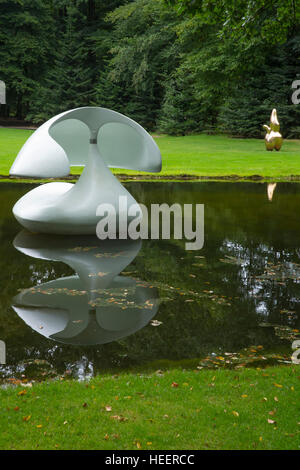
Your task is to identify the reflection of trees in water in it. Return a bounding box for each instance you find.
[2,236,298,379]
[218,239,300,327]
[1,182,300,379]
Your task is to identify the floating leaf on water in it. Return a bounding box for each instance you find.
[151,320,163,327]
[220,255,244,266]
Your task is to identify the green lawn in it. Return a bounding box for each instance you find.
[1,128,300,179]
[1,366,299,450]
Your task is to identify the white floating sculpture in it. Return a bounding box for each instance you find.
[12,232,159,346]
[10,107,162,234]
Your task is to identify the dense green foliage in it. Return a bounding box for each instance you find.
[0,0,300,136]
[166,0,300,44]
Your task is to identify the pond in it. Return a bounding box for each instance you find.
[0,181,299,382]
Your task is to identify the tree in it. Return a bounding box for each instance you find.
[158,16,230,135]
[219,35,300,138]
[26,1,96,123]
[1,0,299,138]
[165,0,300,44]
[0,0,55,119]
[95,0,180,129]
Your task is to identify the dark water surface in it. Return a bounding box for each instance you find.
[0,182,299,381]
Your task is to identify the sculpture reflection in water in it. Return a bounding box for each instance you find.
[11,232,159,346]
[267,183,277,202]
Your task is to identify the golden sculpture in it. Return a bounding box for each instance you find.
[263,108,283,151]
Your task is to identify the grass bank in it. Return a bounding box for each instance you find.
[1,128,300,180]
[1,366,299,450]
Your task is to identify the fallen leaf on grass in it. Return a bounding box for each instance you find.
[171,382,179,388]
[22,415,31,422]
[232,411,239,417]
[111,415,128,422]
[20,383,32,388]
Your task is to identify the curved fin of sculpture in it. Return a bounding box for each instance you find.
[9,107,162,234]
[10,107,161,176]
[9,113,70,178]
[270,108,280,131]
